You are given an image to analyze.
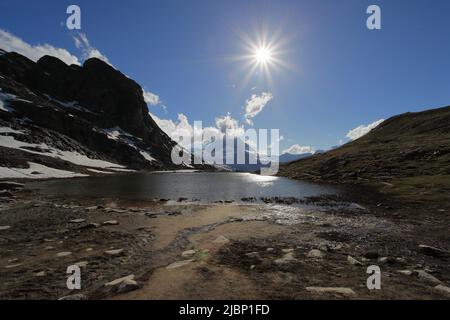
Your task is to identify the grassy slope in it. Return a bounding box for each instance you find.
[278,106,450,202]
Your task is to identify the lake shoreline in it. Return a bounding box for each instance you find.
[0,181,449,300]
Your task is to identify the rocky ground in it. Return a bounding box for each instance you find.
[0,181,449,300]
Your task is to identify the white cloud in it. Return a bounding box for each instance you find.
[143,90,166,111]
[244,92,273,125]
[215,113,245,137]
[72,32,110,65]
[0,29,80,65]
[283,144,314,155]
[346,119,384,141]
[150,112,222,149]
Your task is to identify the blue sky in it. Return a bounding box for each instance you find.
[1,0,450,153]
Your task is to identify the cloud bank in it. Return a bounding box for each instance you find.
[346,119,384,141]
[282,144,314,155]
[0,29,80,65]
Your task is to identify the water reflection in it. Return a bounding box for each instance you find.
[28,172,338,202]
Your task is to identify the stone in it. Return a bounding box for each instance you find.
[166,259,194,270]
[245,252,261,258]
[34,271,46,277]
[56,252,72,257]
[117,279,139,294]
[106,209,128,214]
[85,206,100,211]
[213,235,230,245]
[7,258,19,263]
[274,252,298,265]
[105,249,124,256]
[307,249,325,258]
[306,287,356,297]
[282,248,294,253]
[434,285,450,297]
[85,248,94,252]
[70,219,86,224]
[418,244,449,258]
[347,256,363,266]
[58,294,87,300]
[181,250,197,258]
[0,225,11,231]
[45,246,55,251]
[378,256,396,264]
[105,274,135,287]
[397,270,413,276]
[102,220,119,226]
[75,261,89,268]
[415,270,442,285]
[266,248,275,252]
[5,263,22,269]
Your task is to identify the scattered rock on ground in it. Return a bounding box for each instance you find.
[105,274,135,288]
[434,284,450,297]
[166,259,194,270]
[70,219,86,224]
[347,256,363,266]
[182,250,197,258]
[397,270,413,276]
[306,287,356,297]
[58,294,87,300]
[102,220,119,226]
[418,244,449,259]
[105,249,124,256]
[274,252,298,265]
[56,252,72,257]
[0,225,11,231]
[307,249,325,259]
[415,270,442,285]
[117,279,140,294]
[213,235,230,245]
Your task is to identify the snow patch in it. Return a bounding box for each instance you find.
[0,134,126,169]
[44,95,95,114]
[87,168,115,174]
[139,150,156,162]
[0,162,88,179]
[0,90,16,113]
[0,127,24,135]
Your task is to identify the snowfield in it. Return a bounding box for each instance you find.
[0,162,88,179]
[0,126,126,169]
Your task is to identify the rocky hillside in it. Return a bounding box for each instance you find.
[0,49,204,178]
[279,106,450,198]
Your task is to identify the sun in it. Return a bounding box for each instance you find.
[254,47,273,65]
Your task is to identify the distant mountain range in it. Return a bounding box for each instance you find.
[0,49,210,178]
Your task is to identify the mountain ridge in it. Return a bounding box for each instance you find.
[0,49,207,177]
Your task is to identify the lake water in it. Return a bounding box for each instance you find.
[27,172,339,202]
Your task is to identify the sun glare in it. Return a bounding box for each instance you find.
[254,47,273,65]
